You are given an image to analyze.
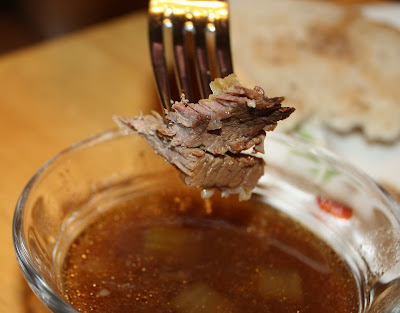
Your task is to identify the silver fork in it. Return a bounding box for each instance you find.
[149,0,233,114]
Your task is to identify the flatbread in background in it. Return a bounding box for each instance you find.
[230,0,400,142]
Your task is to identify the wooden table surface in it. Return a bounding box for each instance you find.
[0,2,395,312]
[0,10,158,313]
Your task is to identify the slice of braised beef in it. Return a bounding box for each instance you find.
[115,76,294,200]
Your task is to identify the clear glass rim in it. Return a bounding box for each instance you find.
[12,129,125,313]
[12,128,400,313]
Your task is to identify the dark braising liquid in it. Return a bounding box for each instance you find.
[62,188,359,313]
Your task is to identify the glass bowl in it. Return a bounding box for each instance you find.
[13,129,400,313]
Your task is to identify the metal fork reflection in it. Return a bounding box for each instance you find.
[149,0,233,114]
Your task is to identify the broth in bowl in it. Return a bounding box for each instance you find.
[61,176,359,313]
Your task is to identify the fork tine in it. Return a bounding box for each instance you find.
[193,17,212,100]
[215,16,234,78]
[149,0,232,114]
[149,12,171,113]
[172,16,194,102]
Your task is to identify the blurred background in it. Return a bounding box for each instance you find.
[0,0,148,55]
[0,0,391,56]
